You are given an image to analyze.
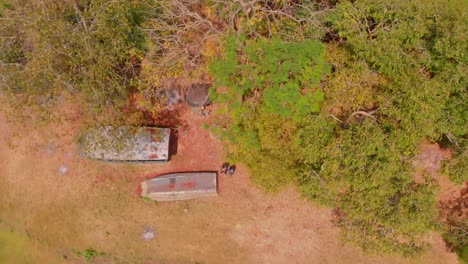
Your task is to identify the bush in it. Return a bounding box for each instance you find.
[210,0,467,255]
[443,150,468,185]
[209,35,330,190]
[0,0,155,122]
[74,248,105,262]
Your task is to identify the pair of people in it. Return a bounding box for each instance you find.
[221,162,236,175]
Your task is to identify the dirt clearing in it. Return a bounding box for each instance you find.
[0,99,459,263]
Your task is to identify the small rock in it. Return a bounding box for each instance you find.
[65,152,73,160]
[58,165,69,175]
[141,226,156,241]
[46,143,57,155]
[184,208,188,213]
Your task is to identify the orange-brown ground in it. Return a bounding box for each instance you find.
[0,98,460,264]
[413,142,466,216]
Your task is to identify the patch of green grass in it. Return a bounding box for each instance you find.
[142,196,157,204]
[74,248,106,262]
[0,225,60,264]
[458,245,468,264]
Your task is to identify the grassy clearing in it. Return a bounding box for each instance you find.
[0,224,62,264]
[0,111,249,263]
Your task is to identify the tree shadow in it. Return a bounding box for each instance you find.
[142,105,186,157]
[125,86,188,157]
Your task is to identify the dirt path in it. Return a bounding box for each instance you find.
[0,100,459,264]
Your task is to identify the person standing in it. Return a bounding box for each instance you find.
[221,162,230,174]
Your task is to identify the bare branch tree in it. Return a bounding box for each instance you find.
[347,108,379,123]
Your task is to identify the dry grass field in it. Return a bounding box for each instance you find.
[0,98,459,264]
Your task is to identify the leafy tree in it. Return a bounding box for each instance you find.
[443,149,468,185]
[209,35,330,190]
[210,35,330,119]
[303,0,466,254]
[0,0,155,122]
[311,121,437,255]
[327,0,467,145]
[210,0,467,256]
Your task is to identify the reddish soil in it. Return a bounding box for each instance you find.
[439,183,468,223]
[413,141,467,256]
[155,104,222,173]
[413,141,454,184]
[121,102,224,186]
[412,142,463,204]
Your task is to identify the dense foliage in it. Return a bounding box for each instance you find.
[1,0,155,116]
[320,3,467,255]
[439,184,468,263]
[209,0,467,256]
[208,35,329,189]
[1,0,466,258]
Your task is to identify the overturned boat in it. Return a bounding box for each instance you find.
[141,172,218,201]
[79,126,171,163]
